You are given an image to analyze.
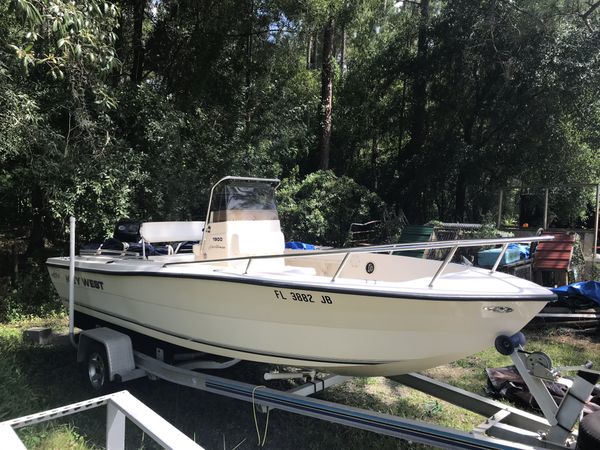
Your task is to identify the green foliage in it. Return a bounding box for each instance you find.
[11,1,119,72]
[464,225,514,240]
[0,0,599,315]
[335,0,600,222]
[1,0,132,245]
[587,263,600,281]
[48,152,143,240]
[11,0,120,109]
[20,424,90,450]
[0,259,62,322]
[278,170,385,246]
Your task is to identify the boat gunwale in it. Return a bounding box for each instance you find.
[46,260,557,303]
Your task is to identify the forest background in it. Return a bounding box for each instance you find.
[0,0,599,317]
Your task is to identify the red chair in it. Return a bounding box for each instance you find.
[533,231,576,286]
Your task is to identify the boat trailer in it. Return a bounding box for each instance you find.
[4,325,595,450]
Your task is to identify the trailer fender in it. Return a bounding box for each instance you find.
[77,328,136,382]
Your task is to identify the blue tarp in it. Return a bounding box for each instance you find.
[551,281,600,306]
[285,241,316,250]
[508,243,530,260]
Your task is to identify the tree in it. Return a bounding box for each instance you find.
[131,0,147,84]
[5,0,130,249]
[1,0,599,252]
[317,14,335,169]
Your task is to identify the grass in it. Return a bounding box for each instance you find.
[0,317,106,449]
[1,317,599,449]
[18,423,89,450]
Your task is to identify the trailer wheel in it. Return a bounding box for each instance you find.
[86,343,110,392]
[578,410,600,449]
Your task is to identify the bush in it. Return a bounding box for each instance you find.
[0,259,62,323]
[277,170,387,246]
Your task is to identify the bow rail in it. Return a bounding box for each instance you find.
[162,235,553,287]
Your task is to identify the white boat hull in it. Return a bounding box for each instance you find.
[47,255,550,376]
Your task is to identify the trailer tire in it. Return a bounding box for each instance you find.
[578,410,600,449]
[86,342,111,392]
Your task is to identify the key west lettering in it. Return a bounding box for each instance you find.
[65,275,104,290]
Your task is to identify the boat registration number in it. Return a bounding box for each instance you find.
[273,289,333,305]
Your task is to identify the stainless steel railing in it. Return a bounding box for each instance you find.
[162,235,553,287]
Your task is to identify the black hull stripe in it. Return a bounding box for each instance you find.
[76,304,383,366]
[47,261,556,303]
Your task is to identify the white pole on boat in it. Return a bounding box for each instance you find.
[68,216,77,348]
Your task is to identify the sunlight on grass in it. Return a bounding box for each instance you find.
[18,423,91,450]
[0,320,103,449]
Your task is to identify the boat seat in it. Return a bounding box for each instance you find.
[140,221,205,252]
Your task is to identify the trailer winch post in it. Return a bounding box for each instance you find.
[68,216,77,348]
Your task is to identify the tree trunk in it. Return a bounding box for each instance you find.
[407,0,429,158]
[371,135,379,190]
[112,7,125,87]
[307,34,313,69]
[340,23,346,74]
[312,33,318,68]
[399,0,429,220]
[12,244,19,284]
[244,0,254,135]
[455,91,477,222]
[27,183,45,256]
[318,16,335,170]
[396,15,412,163]
[455,172,467,222]
[396,78,407,163]
[131,0,145,84]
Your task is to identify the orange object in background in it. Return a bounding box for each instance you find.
[522,223,529,228]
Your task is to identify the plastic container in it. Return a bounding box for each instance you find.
[477,247,521,268]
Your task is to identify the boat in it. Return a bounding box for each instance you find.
[46,176,556,376]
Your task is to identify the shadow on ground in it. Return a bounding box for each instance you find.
[1,329,434,450]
